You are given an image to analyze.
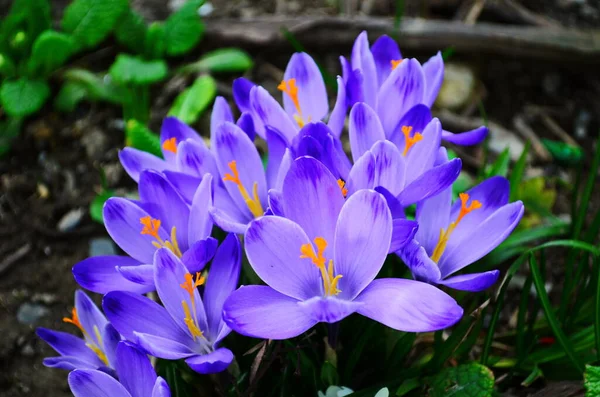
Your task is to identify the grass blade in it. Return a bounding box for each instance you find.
[509,141,531,202]
[595,255,600,362]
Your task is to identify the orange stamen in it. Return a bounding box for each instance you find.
[140,216,161,239]
[300,237,342,296]
[278,78,301,115]
[63,308,86,335]
[223,160,264,218]
[162,137,178,154]
[391,59,403,70]
[337,179,348,198]
[140,216,183,257]
[456,193,482,223]
[401,126,423,156]
[180,272,206,299]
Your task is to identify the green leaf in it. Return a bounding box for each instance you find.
[0,53,17,78]
[109,54,168,85]
[125,120,163,157]
[115,9,148,54]
[61,0,128,49]
[0,78,50,117]
[586,365,600,397]
[62,69,124,104]
[155,359,194,397]
[179,48,253,74]
[426,362,494,397]
[1,0,51,54]
[0,117,23,157]
[143,22,167,60]
[90,190,115,224]
[54,81,89,112]
[509,141,530,202]
[168,75,216,124]
[320,361,338,387]
[485,147,510,178]
[28,30,75,77]
[164,0,205,56]
[542,138,583,167]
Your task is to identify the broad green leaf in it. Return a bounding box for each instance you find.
[179,48,253,74]
[0,53,16,78]
[62,69,124,104]
[109,54,168,85]
[54,81,89,112]
[426,362,494,397]
[168,75,216,124]
[0,117,23,158]
[0,78,50,117]
[62,0,128,49]
[143,22,167,60]
[1,0,51,54]
[542,138,583,167]
[90,190,115,224]
[585,365,600,397]
[164,0,205,56]
[115,9,147,54]
[28,30,75,77]
[515,177,557,229]
[125,120,163,157]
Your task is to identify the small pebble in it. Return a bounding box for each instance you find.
[57,208,84,232]
[574,109,591,139]
[31,293,58,305]
[89,238,117,257]
[17,303,50,325]
[435,63,476,110]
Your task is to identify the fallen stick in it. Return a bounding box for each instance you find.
[203,16,600,63]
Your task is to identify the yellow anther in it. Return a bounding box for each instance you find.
[431,193,482,263]
[64,309,108,366]
[140,217,183,257]
[222,160,264,218]
[401,126,423,156]
[391,59,403,70]
[300,237,343,296]
[337,179,348,198]
[182,300,204,341]
[162,137,178,154]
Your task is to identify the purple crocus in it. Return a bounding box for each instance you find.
[103,234,241,374]
[342,32,487,146]
[73,170,215,294]
[68,341,170,397]
[222,157,463,339]
[37,290,120,373]
[398,175,524,291]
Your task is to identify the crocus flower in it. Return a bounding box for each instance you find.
[37,290,120,373]
[73,170,215,294]
[398,174,524,291]
[103,234,241,374]
[342,32,487,146]
[68,341,170,397]
[239,52,347,143]
[346,107,462,207]
[223,157,463,339]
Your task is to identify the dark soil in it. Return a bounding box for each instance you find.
[1,1,600,396]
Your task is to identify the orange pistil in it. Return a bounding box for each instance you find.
[337,179,348,198]
[300,237,342,296]
[63,308,86,335]
[431,193,482,263]
[139,216,183,257]
[278,78,309,127]
[180,272,206,299]
[391,59,403,70]
[180,272,206,341]
[223,160,264,218]
[401,126,423,156]
[63,308,109,365]
[162,137,178,154]
[140,216,161,239]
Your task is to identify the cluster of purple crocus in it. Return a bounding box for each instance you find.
[37,31,523,395]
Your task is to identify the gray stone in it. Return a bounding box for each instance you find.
[574,109,591,139]
[435,63,476,110]
[89,238,117,257]
[57,208,84,232]
[17,303,50,325]
[81,128,109,161]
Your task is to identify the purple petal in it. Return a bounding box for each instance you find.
[152,378,171,397]
[334,190,392,300]
[210,96,234,149]
[43,356,101,371]
[346,151,376,196]
[397,239,441,283]
[185,348,234,374]
[442,126,488,146]
[399,158,461,206]
[355,278,463,332]
[176,139,219,179]
[209,206,249,234]
[370,140,406,196]
[161,117,203,162]
[73,256,152,294]
[163,171,201,204]
[375,186,405,219]
[371,35,402,87]
[422,52,444,107]
[251,86,297,143]
[266,126,288,190]
[351,31,378,108]
[133,332,194,360]
[116,342,156,397]
[274,149,293,191]
[203,234,241,340]
[282,157,345,245]
[439,270,500,292]
[404,118,442,185]
[214,122,267,219]
[344,65,364,108]
[154,248,208,338]
[415,182,452,255]
[348,102,385,162]
[327,76,347,138]
[68,369,129,397]
[388,104,432,145]
[36,328,103,366]
[119,148,170,183]
[283,52,328,122]
[245,216,320,300]
[267,189,284,216]
[439,202,524,277]
[117,265,154,288]
[237,112,256,141]
[102,324,121,370]
[181,238,218,274]
[223,286,317,340]
[75,290,108,347]
[377,58,425,136]
[298,296,362,323]
[232,78,255,112]
[188,175,214,246]
[103,291,189,343]
[389,219,419,253]
[139,170,190,252]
